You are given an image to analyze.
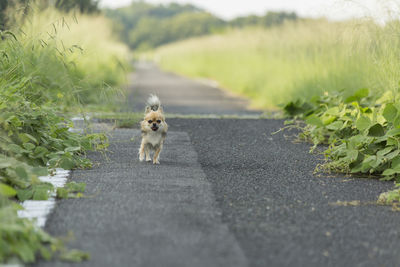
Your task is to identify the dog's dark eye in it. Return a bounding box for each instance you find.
[148,120,152,124]
[156,120,161,123]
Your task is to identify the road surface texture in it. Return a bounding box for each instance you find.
[36,63,400,267]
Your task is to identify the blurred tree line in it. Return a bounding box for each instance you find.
[105,2,224,50]
[105,1,298,50]
[231,11,297,28]
[0,0,99,29]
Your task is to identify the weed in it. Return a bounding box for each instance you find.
[0,6,128,264]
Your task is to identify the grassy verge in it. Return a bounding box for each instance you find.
[153,19,400,110]
[94,112,143,128]
[0,6,129,264]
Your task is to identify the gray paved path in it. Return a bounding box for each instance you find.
[37,129,247,267]
[35,63,400,267]
[126,61,260,115]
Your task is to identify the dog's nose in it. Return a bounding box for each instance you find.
[153,123,157,127]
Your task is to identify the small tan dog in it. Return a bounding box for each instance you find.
[139,95,168,164]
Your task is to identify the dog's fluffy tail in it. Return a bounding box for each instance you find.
[146,94,161,112]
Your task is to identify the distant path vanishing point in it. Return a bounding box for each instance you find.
[35,62,400,267]
[127,61,261,115]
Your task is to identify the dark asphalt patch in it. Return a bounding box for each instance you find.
[170,118,399,267]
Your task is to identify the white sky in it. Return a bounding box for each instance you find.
[99,0,400,22]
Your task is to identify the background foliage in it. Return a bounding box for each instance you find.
[105,1,297,50]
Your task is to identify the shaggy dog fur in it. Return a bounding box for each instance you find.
[139,95,168,164]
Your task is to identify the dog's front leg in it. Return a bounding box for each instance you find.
[139,139,145,162]
[145,145,151,162]
[153,145,162,164]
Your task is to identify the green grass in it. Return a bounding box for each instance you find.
[153,19,400,110]
[94,112,143,128]
[17,7,130,107]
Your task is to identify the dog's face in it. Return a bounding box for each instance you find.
[141,110,166,133]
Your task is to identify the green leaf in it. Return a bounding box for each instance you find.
[19,133,38,144]
[0,183,17,197]
[60,249,90,262]
[394,116,400,127]
[33,187,49,200]
[345,88,369,103]
[386,150,399,160]
[361,155,377,172]
[305,114,323,127]
[16,243,35,263]
[64,146,81,152]
[383,169,398,176]
[31,167,48,176]
[59,157,75,170]
[16,188,34,201]
[377,147,393,157]
[386,128,400,137]
[368,123,385,137]
[39,247,52,261]
[0,158,13,168]
[346,149,359,162]
[15,166,29,180]
[283,100,313,116]
[387,137,398,146]
[8,144,24,154]
[356,116,371,131]
[33,146,49,157]
[56,187,68,199]
[326,121,343,130]
[383,103,398,122]
[66,182,86,193]
[322,115,336,125]
[23,143,35,150]
[391,156,400,169]
[325,107,340,116]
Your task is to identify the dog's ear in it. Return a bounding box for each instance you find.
[158,106,163,113]
[145,106,151,114]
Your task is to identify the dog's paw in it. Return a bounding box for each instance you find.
[146,158,152,162]
[153,159,160,165]
[139,156,144,162]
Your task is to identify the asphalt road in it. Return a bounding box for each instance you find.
[125,61,260,115]
[35,63,400,267]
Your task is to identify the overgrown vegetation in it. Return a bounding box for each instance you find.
[283,88,400,204]
[0,0,99,29]
[0,2,128,264]
[283,89,399,177]
[153,19,400,109]
[105,1,297,50]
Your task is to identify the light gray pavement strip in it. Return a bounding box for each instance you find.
[126,61,261,116]
[36,129,248,267]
